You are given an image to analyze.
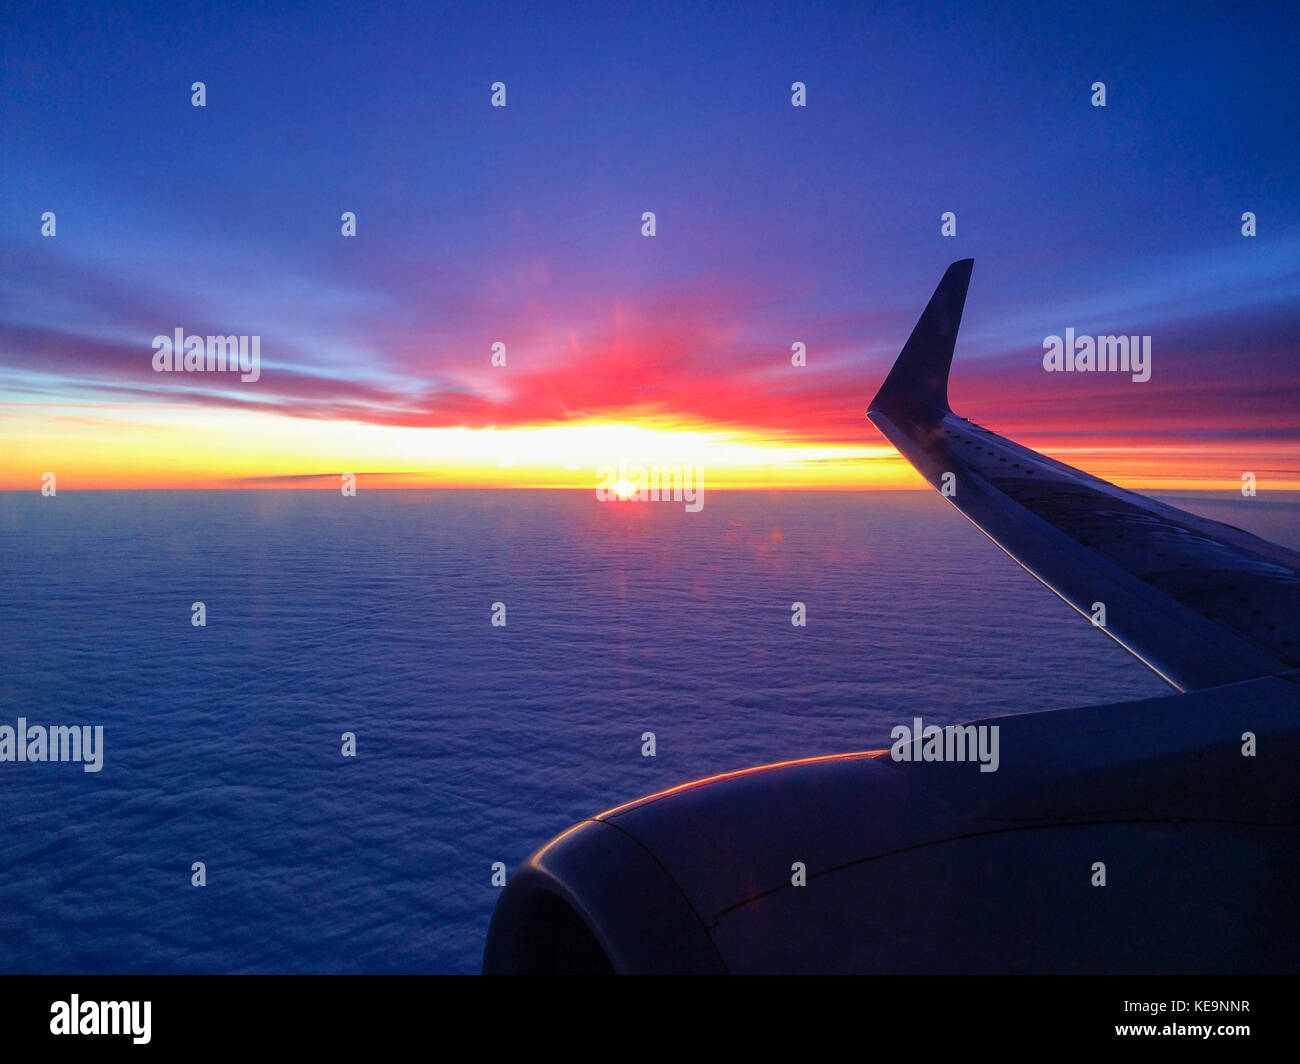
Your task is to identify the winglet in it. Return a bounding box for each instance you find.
[868,259,974,423]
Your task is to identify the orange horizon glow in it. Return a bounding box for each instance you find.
[2,382,1300,494]
[4,402,1299,492]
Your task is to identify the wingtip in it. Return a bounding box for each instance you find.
[868,259,975,423]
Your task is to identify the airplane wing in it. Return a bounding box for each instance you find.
[867,259,1300,692]
[487,259,1300,975]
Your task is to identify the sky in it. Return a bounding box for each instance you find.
[2,0,1298,489]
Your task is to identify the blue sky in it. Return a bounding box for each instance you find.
[2,0,1297,486]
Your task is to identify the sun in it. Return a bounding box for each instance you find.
[614,479,638,499]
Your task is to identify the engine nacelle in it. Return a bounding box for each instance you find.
[485,677,1300,974]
